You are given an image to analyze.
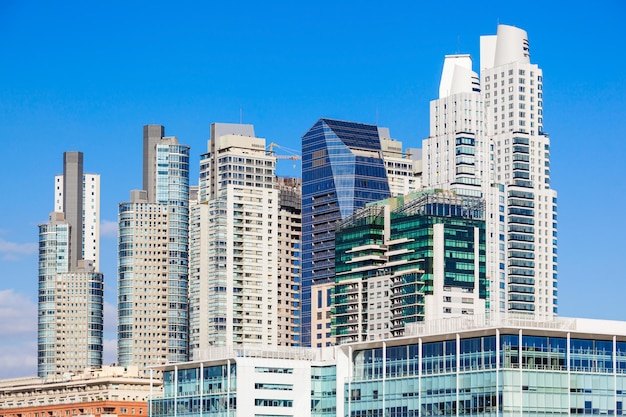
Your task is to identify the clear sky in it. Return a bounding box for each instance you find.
[0,0,624,379]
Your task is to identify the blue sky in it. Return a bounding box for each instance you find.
[0,0,624,379]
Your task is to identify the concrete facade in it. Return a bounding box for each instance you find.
[117,126,190,371]
[38,152,103,378]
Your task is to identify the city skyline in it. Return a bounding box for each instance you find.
[1,1,625,379]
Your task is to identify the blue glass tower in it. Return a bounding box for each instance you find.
[301,118,391,346]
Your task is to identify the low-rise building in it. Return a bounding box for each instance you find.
[0,366,159,417]
[150,315,626,416]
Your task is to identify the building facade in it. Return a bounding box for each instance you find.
[54,173,101,270]
[333,191,487,344]
[38,152,104,378]
[379,129,422,196]
[117,125,190,371]
[0,366,157,417]
[480,25,558,317]
[423,25,557,319]
[150,316,626,417]
[302,118,393,347]
[150,346,336,417]
[276,177,302,346]
[189,123,278,353]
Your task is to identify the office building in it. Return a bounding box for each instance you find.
[423,25,557,318]
[38,152,103,378]
[0,366,158,417]
[302,118,405,347]
[150,346,336,417]
[118,125,190,371]
[150,316,626,417]
[189,123,278,353]
[333,191,486,344]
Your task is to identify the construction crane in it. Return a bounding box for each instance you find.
[267,142,301,161]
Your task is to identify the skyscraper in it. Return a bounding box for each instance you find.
[422,54,487,198]
[301,118,393,347]
[423,24,557,318]
[276,177,302,346]
[117,125,190,371]
[55,173,101,270]
[38,152,103,377]
[189,123,279,354]
[481,25,557,317]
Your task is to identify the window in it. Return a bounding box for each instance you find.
[255,383,294,391]
[255,367,293,374]
[351,389,361,401]
[255,399,293,407]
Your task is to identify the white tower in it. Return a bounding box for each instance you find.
[480,25,557,318]
[190,123,279,355]
[423,25,558,319]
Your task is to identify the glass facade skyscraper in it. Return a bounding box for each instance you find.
[302,119,391,346]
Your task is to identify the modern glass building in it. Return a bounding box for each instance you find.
[302,118,392,347]
[333,191,486,344]
[150,346,336,417]
[150,316,626,417]
[118,125,190,372]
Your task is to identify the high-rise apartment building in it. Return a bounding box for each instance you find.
[422,54,486,198]
[480,25,557,317]
[189,123,278,354]
[423,24,557,318]
[54,173,101,270]
[276,177,302,346]
[117,125,190,371]
[302,118,417,347]
[379,128,422,196]
[333,191,486,344]
[38,152,103,377]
